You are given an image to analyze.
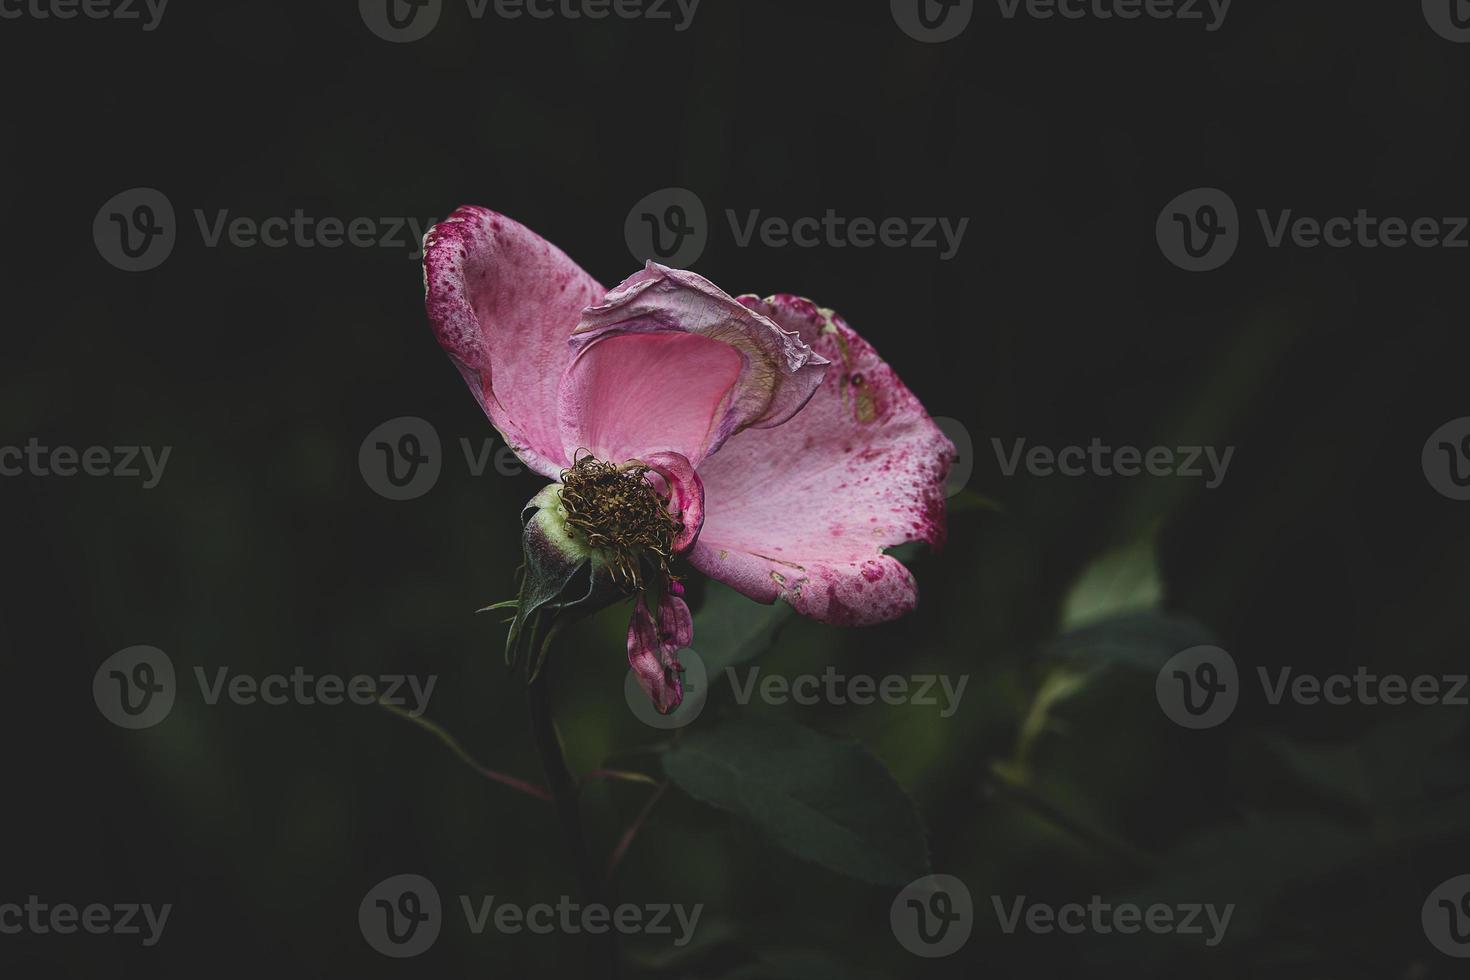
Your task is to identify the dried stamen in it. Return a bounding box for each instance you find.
[557,453,682,592]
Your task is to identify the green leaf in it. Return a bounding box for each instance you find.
[1060,526,1163,630]
[693,580,794,675]
[1044,610,1218,674]
[661,714,930,885]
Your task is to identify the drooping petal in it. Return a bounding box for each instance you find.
[626,592,694,713]
[424,206,605,479]
[637,450,705,554]
[557,264,828,466]
[689,296,955,627]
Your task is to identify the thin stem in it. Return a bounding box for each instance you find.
[527,653,621,979]
[606,781,669,881]
[379,701,551,802]
[582,769,661,788]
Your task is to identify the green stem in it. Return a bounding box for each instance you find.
[527,645,621,978]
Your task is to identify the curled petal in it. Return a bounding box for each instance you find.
[424,207,605,479]
[558,263,828,466]
[636,451,705,555]
[689,296,956,627]
[627,592,694,714]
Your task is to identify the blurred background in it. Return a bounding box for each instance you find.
[3,0,1470,976]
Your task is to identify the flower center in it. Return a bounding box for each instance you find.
[557,454,681,591]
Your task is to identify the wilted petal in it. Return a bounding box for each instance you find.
[626,592,694,713]
[424,206,605,479]
[689,296,955,626]
[637,450,705,554]
[558,264,828,466]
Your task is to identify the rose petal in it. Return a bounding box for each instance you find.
[424,206,605,479]
[558,263,828,466]
[637,451,705,554]
[689,296,955,627]
[627,592,694,713]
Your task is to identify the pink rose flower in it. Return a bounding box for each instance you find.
[423,207,955,712]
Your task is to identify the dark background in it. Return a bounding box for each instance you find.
[4,0,1470,976]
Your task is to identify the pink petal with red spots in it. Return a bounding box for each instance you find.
[689,296,955,627]
[423,206,605,479]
